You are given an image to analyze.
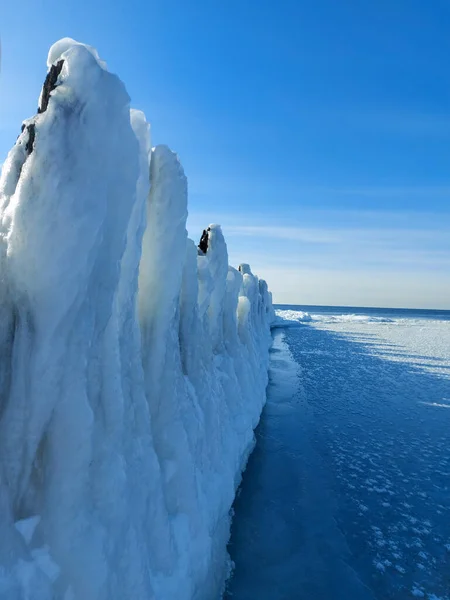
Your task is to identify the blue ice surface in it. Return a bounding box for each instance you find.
[225,315,450,600]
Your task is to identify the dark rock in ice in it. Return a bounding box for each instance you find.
[25,124,36,155]
[38,59,64,114]
[198,227,210,254]
[16,58,65,157]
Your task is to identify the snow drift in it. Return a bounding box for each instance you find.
[0,39,274,599]
[273,309,394,327]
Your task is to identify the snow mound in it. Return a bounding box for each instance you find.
[0,38,274,600]
[272,310,313,327]
[313,314,394,324]
[274,309,394,326]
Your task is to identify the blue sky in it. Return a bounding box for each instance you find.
[1,0,450,308]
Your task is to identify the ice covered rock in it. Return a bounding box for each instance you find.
[0,37,274,600]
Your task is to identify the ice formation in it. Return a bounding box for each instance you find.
[0,39,274,599]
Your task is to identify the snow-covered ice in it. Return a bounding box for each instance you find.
[273,309,395,327]
[0,39,274,599]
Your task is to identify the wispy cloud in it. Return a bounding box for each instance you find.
[325,186,450,198]
[187,207,450,307]
[222,223,449,245]
[189,175,450,210]
[315,106,450,139]
[350,110,450,138]
[223,225,340,244]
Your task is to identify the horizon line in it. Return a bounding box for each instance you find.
[274,302,450,312]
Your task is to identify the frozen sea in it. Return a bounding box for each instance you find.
[226,305,450,600]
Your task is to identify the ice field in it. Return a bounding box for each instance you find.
[227,308,450,600]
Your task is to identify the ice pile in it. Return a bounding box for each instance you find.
[274,309,394,327]
[0,39,274,600]
[272,310,313,327]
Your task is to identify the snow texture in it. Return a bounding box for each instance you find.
[273,309,394,327]
[0,39,274,600]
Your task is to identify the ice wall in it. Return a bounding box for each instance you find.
[0,39,274,600]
